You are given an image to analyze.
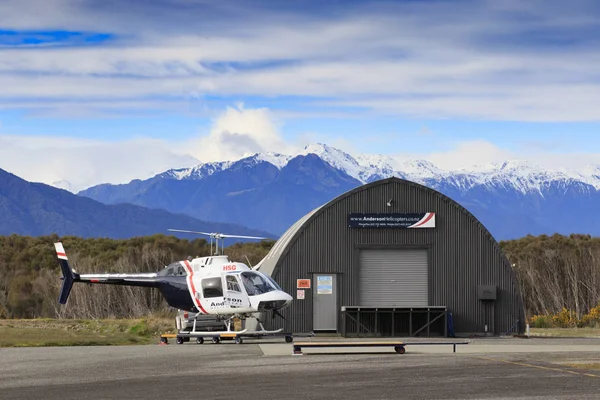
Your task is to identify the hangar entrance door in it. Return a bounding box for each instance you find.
[359,249,428,306]
[313,274,337,332]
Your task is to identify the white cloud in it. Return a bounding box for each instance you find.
[0,135,198,192]
[187,104,299,162]
[397,140,516,170]
[394,139,600,172]
[186,110,600,173]
[2,111,600,192]
[1,0,600,120]
[0,105,301,190]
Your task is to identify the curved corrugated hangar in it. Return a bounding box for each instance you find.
[258,177,525,337]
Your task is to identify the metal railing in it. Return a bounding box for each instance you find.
[341,306,448,337]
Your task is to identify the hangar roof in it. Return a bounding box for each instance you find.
[257,176,499,277]
[255,205,322,275]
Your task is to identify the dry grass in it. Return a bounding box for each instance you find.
[0,318,176,347]
[563,363,600,371]
[529,327,600,338]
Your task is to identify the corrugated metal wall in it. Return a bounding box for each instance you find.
[267,178,526,335]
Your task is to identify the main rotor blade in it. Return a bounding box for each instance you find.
[167,229,214,236]
[218,234,269,240]
[168,229,269,240]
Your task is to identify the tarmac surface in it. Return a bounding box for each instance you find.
[2,337,600,400]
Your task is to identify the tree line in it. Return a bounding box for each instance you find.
[0,234,274,319]
[1,232,599,322]
[500,233,600,322]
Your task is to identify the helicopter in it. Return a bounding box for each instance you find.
[54,229,293,338]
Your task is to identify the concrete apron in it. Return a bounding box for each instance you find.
[258,339,600,356]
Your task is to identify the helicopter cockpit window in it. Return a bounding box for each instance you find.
[240,272,275,296]
[202,277,223,298]
[226,275,241,292]
[265,275,283,291]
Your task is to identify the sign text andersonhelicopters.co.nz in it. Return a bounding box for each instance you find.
[348,213,431,228]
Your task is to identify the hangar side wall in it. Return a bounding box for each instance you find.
[267,178,525,335]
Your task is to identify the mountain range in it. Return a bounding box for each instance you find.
[0,168,273,239]
[76,143,600,241]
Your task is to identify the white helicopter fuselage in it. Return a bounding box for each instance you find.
[54,241,293,319]
[173,255,292,316]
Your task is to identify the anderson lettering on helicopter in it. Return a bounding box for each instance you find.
[54,230,293,339]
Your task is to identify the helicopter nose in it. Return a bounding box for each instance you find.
[258,299,288,311]
[283,291,293,306]
[257,291,293,311]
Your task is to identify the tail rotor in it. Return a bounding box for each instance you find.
[54,242,80,305]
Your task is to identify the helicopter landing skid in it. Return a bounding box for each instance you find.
[178,329,249,337]
[160,328,294,345]
[238,328,284,336]
[240,318,284,335]
[160,314,294,345]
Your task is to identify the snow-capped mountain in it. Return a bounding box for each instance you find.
[77,143,600,240]
[156,161,235,180]
[155,143,600,194]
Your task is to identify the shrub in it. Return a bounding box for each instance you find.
[579,304,600,328]
[529,304,600,328]
[552,308,578,328]
[529,314,552,328]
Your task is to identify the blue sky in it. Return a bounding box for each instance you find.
[1,0,600,191]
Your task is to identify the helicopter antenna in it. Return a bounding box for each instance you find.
[244,254,253,268]
[167,229,269,256]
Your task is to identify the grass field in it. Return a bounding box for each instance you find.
[0,318,176,347]
[1,319,600,347]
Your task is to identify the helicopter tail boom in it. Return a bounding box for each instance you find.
[54,242,161,305]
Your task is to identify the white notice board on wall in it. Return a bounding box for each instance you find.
[317,275,332,294]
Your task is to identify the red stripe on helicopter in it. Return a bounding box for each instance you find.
[56,252,67,258]
[183,260,209,314]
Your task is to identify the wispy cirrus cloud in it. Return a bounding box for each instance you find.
[1,0,600,121]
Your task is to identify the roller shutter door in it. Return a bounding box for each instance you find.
[359,249,428,306]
